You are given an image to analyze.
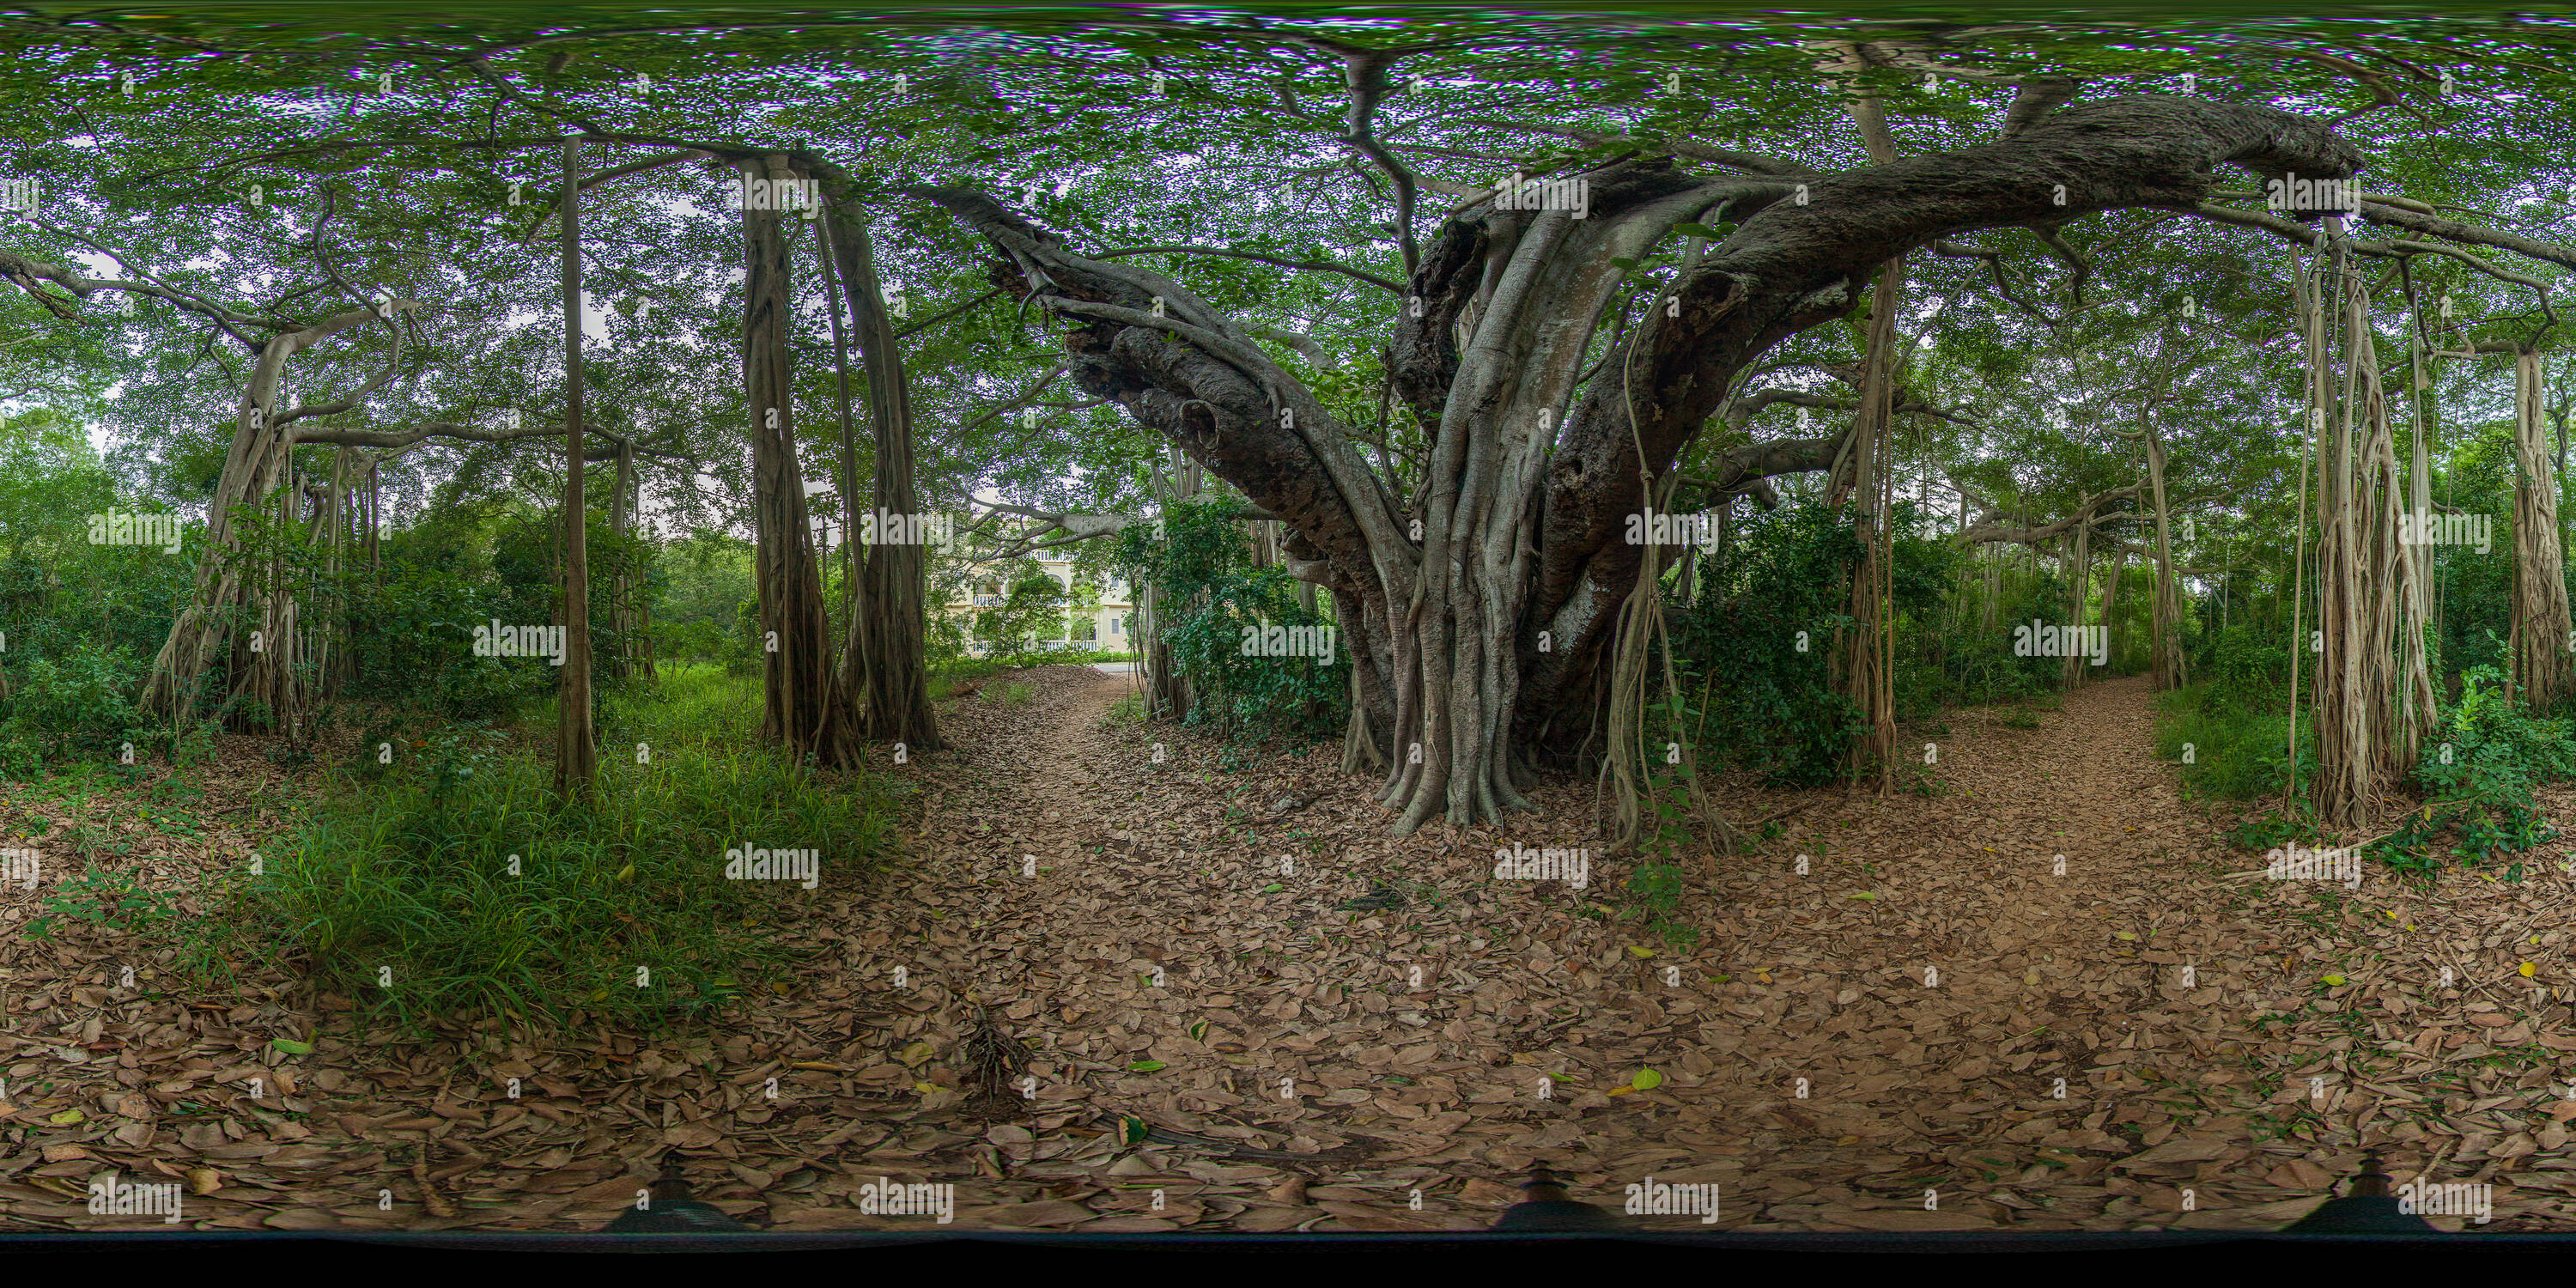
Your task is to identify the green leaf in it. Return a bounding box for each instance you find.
[1632,1067,1665,1091]
[1609,256,1642,271]
[269,1037,314,1055]
[1673,222,1723,239]
[1846,890,1876,901]
[1127,1060,1167,1072]
[1120,1115,1151,1145]
[1261,882,1282,893]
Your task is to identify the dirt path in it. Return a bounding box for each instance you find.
[7,668,2575,1231]
[848,669,2576,1232]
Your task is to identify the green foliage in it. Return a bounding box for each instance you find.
[968,560,1073,665]
[1116,498,1345,739]
[2375,667,2573,870]
[1672,499,1862,786]
[27,864,179,939]
[2198,624,2296,716]
[3,642,145,762]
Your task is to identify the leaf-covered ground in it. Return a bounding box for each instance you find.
[3,669,2573,1231]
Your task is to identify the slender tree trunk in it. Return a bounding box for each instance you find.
[745,157,860,767]
[1833,257,1904,786]
[2065,521,2091,689]
[2140,408,2188,691]
[2101,550,2125,670]
[2303,230,2427,823]
[556,136,598,798]
[815,218,865,641]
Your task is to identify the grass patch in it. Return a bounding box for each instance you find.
[207,666,904,1029]
[2154,683,2314,801]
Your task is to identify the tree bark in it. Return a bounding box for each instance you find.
[2139,406,2187,691]
[744,155,860,768]
[556,136,598,799]
[818,175,943,753]
[925,94,2363,835]
[2512,346,2573,710]
[140,301,408,726]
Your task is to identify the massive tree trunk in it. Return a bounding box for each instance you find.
[817,172,943,753]
[744,155,859,768]
[556,136,599,799]
[141,301,407,727]
[926,94,2360,834]
[2511,345,2573,711]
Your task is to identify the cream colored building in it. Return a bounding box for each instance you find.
[942,555,1133,653]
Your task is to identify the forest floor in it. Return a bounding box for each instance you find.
[4,668,2576,1231]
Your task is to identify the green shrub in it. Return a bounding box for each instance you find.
[2376,666,2572,869]
[1115,499,1345,739]
[4,642,143,760]
[1671,500,1862,787]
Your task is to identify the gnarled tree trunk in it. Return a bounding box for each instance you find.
[817,172,943,754]
[927,94,2361,835]
[2512,345,2573,711]
[141,301,404,728]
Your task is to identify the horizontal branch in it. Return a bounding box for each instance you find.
[1095,244,1401,294]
